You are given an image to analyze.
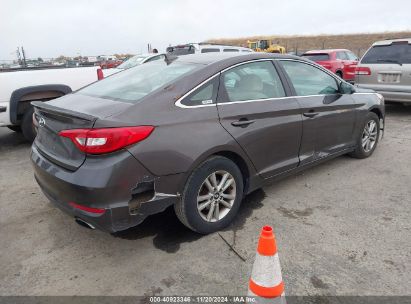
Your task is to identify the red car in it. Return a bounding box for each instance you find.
[301,49,359,82]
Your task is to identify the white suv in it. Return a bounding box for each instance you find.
[355,38,411,104]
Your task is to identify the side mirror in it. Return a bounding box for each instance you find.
[340,82,355,94]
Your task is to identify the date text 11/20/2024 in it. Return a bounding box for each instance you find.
[149,296,257,303]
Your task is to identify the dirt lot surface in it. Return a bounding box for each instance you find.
[1,104,410,296]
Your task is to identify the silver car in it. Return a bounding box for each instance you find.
[355,38,411,104]
[103,53,166,77]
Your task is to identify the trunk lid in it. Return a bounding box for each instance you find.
[32,94,132,171]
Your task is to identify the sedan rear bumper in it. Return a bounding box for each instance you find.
[31,144,179,233]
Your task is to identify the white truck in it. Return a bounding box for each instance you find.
[0,66,103,141]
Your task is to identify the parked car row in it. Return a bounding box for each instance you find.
[1,38,409,144]
[298,38,411,105]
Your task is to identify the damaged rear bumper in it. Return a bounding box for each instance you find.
[31,144,184,233]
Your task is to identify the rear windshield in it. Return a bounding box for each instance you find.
[78,61,200,103]
[302,54,330,61]
[361,43,411,64]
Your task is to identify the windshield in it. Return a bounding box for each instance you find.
[302,54,330,61]
[361,43,411,64]
[78,61,200,103]
[116,55,148,69]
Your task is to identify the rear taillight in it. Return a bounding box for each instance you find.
[59,126,154,154]
[355,67,371,75]
[97,68,104,80]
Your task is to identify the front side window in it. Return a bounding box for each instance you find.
[223,49,239,52]
[280,60,339,96]
[220,61,285,102]
[79,61,200,103]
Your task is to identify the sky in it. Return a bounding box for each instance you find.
[1,0,410,60]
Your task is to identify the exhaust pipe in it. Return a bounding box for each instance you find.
[75,217,95,229]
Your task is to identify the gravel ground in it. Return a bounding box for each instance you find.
[0,104,410,296]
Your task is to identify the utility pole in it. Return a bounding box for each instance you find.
[21,46,27,67]
[16,47,22,66]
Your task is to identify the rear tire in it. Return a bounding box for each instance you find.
[336,71,343,79]
[7,125,22,132]
[174,156,244,234]
[349,112,380,159]
[21,107,36,142]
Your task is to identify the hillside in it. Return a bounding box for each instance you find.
[207,31,411,56]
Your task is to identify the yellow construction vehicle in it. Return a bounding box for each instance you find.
[247,39,286,54]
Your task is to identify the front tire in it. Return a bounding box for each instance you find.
[349,112,380,159]
[175,156,244,234]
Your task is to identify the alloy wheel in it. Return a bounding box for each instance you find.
[362,120,378,153]
[196,170,236,222]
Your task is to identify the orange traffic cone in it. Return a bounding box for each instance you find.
[248,226,286,303]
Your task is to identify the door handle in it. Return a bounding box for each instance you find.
[231,119,256,127]
[303,111,319,118]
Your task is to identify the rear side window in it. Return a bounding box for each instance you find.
[280,60,339,96]
[302,54,330,61]
[180,79,218,107]
[346,51,358,61]
[219,61,285,102]
[361,43,411,64]
[201,48,220,53]
[223,49,239,52]
[336,52,348,60]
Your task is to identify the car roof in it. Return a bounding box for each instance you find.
[373,38,411,46]
[173,52,300,65]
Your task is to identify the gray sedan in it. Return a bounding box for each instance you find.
[31,53,385,234]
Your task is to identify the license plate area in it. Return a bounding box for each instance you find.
[378,72,401,83]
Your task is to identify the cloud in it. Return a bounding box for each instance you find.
[0,0,409,60]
